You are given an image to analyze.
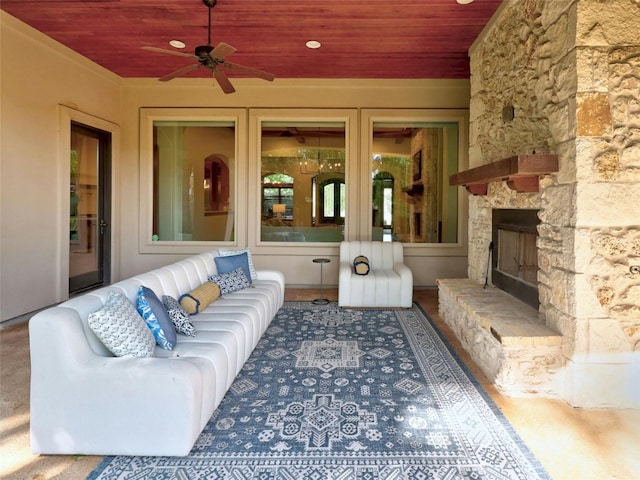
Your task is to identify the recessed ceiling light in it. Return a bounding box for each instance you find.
[306,40,321,49]
[169,40,186,49]
[456,0,474,4]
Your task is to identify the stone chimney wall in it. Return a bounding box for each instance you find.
[467,0,640,408]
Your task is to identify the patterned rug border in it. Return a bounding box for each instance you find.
[408,301,549,476]
[86,301,551,480]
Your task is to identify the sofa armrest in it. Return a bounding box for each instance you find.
[393,262,414,306]
[338,261,354,305]
[32,355,208,456]
[393,262,413,281]
[338,261,353,278]
[255,269,285,291]
[29,307,209,456]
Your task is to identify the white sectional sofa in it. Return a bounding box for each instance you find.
[29,249,284,457]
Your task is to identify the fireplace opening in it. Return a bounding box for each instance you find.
[491,209,540,309]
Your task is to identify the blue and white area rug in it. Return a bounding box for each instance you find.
[87,302,550,479]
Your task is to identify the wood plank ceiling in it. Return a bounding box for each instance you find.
[0,0,503,80]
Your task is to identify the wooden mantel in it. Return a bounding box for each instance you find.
[449,154,558,195]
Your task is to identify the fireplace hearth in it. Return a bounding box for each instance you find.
[491,209,540,308]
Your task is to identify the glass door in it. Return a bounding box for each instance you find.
[69,122,111,293]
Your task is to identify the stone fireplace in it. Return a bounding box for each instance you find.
[438,0,640,409]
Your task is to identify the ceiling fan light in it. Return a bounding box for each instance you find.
[169,40,186,49]
[456,0,474,4]
[306,40,321,49]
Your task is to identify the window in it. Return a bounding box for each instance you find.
[317,178,345,224]
[262,173,294,221]
[368,117,461,244]
[373,171,394,238]
[256,117,349,243]
[204,156,229,214]
[139,108,246,252]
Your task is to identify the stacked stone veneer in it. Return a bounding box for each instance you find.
[438,278,565,398]
[438,0,640,408]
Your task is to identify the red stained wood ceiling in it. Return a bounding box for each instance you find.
[0,0,503,80]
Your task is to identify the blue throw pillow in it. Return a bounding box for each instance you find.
[162,295,196,337]
[218,248,258,281]
[208,267,251,296]
[137,286,177,350]
[214,252,252,285]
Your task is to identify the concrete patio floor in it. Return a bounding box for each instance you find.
[1,288,638,479]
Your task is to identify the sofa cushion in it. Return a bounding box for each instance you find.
[218,248,257,281]
[208,267,251,296]
[137,286,177,350]
[214,252,252,284]
[179,281,221,315]
[88,291,156,357]
[162,295,196,337]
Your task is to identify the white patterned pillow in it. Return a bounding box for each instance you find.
[218,248,258,281]
[208,267,251,296]
[88,291,156,357]
[162,295,196,337]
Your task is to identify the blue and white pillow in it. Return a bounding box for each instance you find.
[88,291,156,358]
[137,286,177,350]
[208,267,251,296]
[218,248,258,281]
[162,295,196,337]
[214,252,252,285]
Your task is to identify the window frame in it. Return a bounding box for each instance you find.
[139,107,248,254]
[248,109,358,255]
[360,109,469,256]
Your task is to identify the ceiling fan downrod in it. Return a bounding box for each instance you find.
[203,0,217,46]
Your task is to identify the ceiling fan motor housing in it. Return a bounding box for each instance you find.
[195,45,214,57]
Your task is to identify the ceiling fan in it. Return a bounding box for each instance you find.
[142,0,274,94]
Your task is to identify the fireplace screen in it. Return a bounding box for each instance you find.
[496,228,537,285]
[491,209,540,308]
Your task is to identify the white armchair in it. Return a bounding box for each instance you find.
[338,241,413,308]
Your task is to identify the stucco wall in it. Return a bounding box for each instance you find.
[0,12,123,320]
[0,12,471,321]
[119,81,471,288]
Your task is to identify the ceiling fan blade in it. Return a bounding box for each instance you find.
[222,61,275,82]
[142,46,196,59]
[213,69,236,94]
[210,42,236,60]
[159,63,199,82]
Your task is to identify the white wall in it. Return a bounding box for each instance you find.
[0,11,470,321]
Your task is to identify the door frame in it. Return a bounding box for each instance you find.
[58,106,120,301]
